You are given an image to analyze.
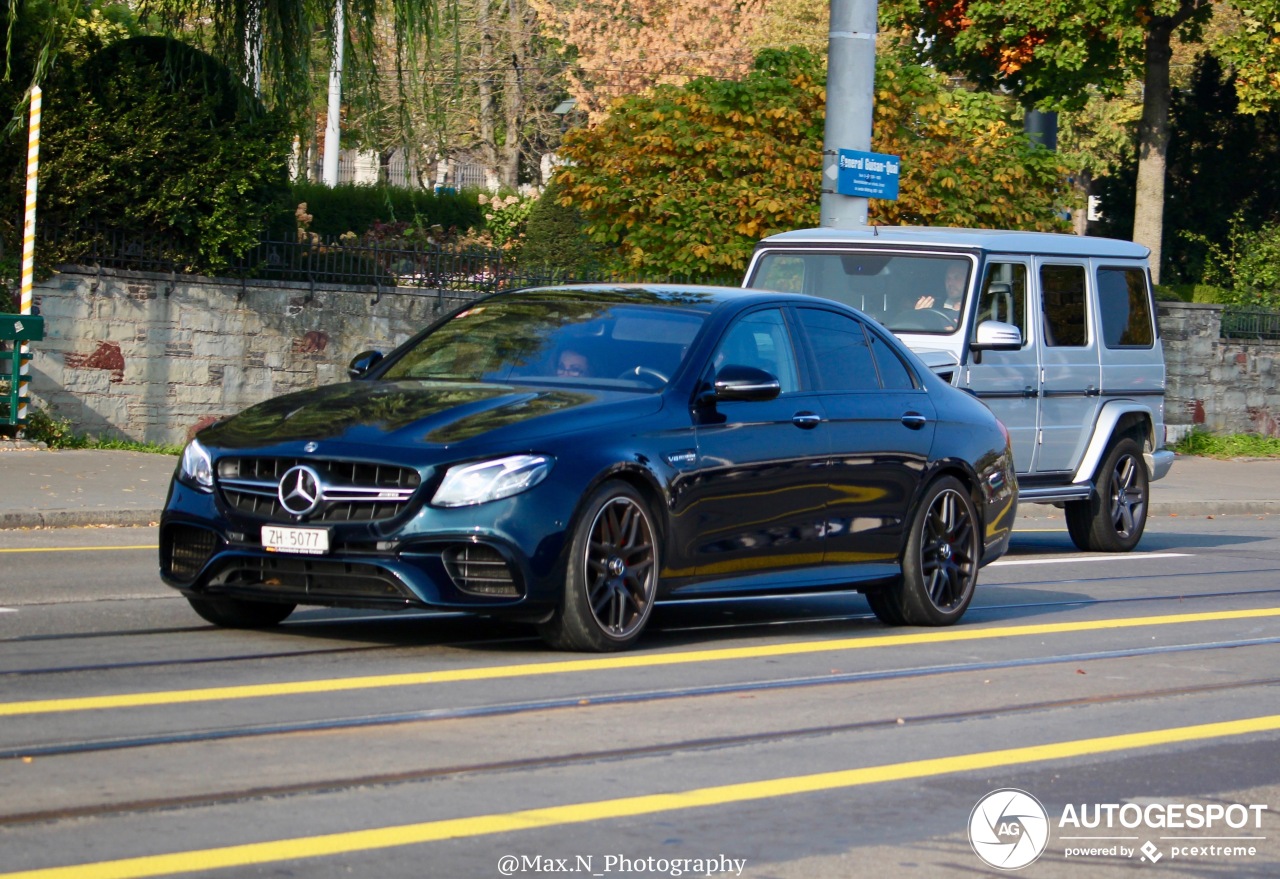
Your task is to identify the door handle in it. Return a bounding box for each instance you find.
[792,411,823,429]
[901,412,928,430]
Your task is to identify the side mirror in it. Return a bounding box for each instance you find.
[347,350,384,379]
[970,320,1023,352]
[713,364,782,402]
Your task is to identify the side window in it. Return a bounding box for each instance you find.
[1097,267,1154,348]
[1041,264,1089,347]
[974,262,1029,341]
[868,329,918,390]
[795,308,880,391]
[751,256,805,293]
[713,309,800,393]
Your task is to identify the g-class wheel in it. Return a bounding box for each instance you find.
[1065,437,1149,552]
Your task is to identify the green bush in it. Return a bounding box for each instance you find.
[518,181,602,275]
[1195,219,1280,308]
[290,182,483,241]
[38,36,293,274]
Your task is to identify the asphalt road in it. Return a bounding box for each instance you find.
[1,516,1278,879]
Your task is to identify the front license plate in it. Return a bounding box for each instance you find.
[262,525,330,555]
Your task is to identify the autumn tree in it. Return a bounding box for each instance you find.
[555,48,1069,279]
[881,0,1280,282]
[528,0,767,122]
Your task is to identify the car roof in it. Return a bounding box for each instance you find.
[507,283,817,313]
[756,226,1150,260]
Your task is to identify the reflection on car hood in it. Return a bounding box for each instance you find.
[200,380,662,450]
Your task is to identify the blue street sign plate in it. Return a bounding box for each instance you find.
[836,149,901,200]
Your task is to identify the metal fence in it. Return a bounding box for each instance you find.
[1221,307,1280,341]
[41,226,732,294]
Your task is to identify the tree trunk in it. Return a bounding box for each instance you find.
[1133,21,1175,284]
[500,0,528,189]
[477,0,500,189]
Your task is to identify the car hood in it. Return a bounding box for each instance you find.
[199,380,664,452]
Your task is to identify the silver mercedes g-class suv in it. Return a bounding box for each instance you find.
[744,226,1174,552]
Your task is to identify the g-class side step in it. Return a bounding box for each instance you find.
[1017,485,1094,503]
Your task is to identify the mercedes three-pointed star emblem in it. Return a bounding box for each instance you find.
[278,465,324,517]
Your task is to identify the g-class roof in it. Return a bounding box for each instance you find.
[756,226,1150,260]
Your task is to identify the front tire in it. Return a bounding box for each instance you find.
[1065,437,1149,552]
[870,476,979,626]
[539,482,659,651]
[186,595,296,628]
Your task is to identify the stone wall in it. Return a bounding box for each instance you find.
[1159,301,1280,440]
[28,267,482,446]
[23,270,1280,446]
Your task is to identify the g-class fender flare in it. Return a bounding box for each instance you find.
[1071,400,1158,485]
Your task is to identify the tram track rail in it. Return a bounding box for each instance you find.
[2,669,1277,828]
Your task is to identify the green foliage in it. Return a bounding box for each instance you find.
[1214,0,1280,114]
[518,180,601,275]
[556,47,1069,279]
[289,182,484,241]
[1192,219,1280,307]
[478,191,537,250]
[19,406,181,452]
[1174,429,1280,458]
[1093,55,1280,285]
[37,36,292,274]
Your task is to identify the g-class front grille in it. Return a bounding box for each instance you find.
[216,458,421,522]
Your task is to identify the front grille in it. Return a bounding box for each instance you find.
[217,556,411,600]
[162,524,219,582]
[216,458,421,522]
[443,543,520,596]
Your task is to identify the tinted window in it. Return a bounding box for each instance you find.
[1097,267,1154,348]
[713,308,801,393]
[1041,264,1088,347]
[796,308,880,391]
[868,329,917,389]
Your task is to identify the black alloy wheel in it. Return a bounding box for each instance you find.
[1065,436,1149,552]
[540,482,659,651]
[869,476,979,626]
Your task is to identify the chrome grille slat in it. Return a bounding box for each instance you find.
[215,457,422,522]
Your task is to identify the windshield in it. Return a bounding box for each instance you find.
[751,251,972,335]
[380,291,707,390]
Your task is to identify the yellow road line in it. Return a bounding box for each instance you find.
[3,607,1278,718]
[0,546,157,554]
[5,713,1280,879]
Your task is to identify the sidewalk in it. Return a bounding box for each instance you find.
[0,441,1277,529]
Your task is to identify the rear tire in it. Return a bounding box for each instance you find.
[538,482,659,651]
[1065,437,1149,552]
[870,476,979,627]
[187,595,296,628]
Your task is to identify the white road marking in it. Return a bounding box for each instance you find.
[990,552,1191,567]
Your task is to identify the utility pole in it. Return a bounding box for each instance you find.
[821,0,878,228]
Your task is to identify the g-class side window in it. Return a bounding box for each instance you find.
[1097,267,1155,348]
[1041,264,1089,347]
[974,263,1029,342]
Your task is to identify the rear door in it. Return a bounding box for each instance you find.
[1036,260,1102,473]
[792,306,936,566]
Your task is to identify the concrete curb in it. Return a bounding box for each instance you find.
[0,511,160,529]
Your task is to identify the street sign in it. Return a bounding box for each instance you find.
[836,149,900,200]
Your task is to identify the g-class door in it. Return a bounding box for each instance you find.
[1035,261,1102,473]
[962,260,1039,474]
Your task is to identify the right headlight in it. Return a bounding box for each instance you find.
[179,438,214,492]
[432,454,553,507]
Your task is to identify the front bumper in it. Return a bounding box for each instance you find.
[159,478,569,619]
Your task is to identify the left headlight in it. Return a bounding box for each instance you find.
[432,454,553,508]
[179,438,214,492]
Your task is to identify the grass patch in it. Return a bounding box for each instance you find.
[14,408,181,456]
[1174,430,1280,459]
